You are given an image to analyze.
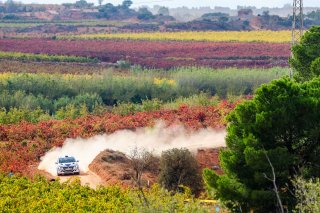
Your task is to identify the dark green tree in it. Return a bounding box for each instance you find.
[98,0,135,19]
[159,148,202,194]
[157,6,169,16]
[137,8,155,20]
[306,10,320,25]
[121,0,133,9]
[98,0,104,7]
[290,26,320,81]
[242,20,250,29]
[4,0,18,13]
[99,3,118,19]
[311,56,320,77]
[74,0,94,8]
[203,77,320,212]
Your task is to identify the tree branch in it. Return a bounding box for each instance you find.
[264,150,284,213]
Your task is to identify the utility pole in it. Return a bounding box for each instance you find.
[290,0,304,78]
[292,0,304,45]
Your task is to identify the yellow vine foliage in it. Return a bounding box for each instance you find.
[0,73,93,81]
[0,73,14,81]
[61,31,292,43]
[154,78,177,87]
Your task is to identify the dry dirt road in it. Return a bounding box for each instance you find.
[57,170,103,189]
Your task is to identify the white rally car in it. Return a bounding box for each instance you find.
[56,156,80,176]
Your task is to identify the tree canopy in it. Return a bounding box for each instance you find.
[137,8,155,20]
[290,26,320,81]
[98,0,135,19]
[158,7,169,16]
[204,77,320,212]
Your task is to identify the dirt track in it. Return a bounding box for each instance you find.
[57,171,103,189]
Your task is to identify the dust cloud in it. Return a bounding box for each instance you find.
[38,121,226,176]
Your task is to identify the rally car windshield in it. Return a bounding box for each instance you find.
[59,157,76,163]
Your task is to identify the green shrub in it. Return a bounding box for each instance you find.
[162,93,220,109]
[55,104,88,120]
[116,60,131,69]
[293,177,320,212]
[0,107,50,124]
[111,102,138,116]
[140,98,162,112]
[159,148,202,194]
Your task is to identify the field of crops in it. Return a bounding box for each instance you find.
[0,39,290,68]
[60,30,292,43]
[0,20,130,28]
[0,60,105,74]
[0,51,98,63]
[0,68,285,102]
[0,175,206,212]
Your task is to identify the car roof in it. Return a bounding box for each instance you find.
[59,156,75,159]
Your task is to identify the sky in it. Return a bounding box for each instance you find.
[14,0,320,9]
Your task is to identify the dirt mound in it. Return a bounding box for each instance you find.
[89,149,158,188]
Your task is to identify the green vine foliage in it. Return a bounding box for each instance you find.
[0,174,206,212]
